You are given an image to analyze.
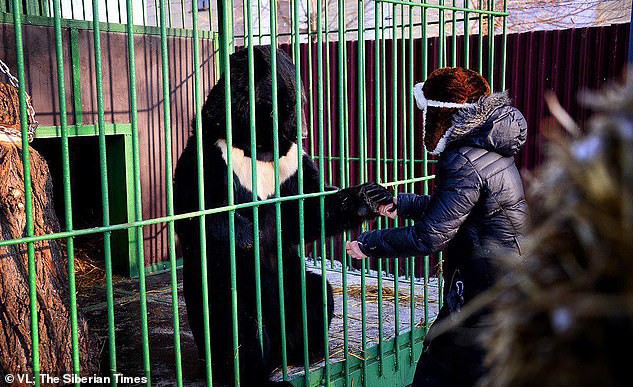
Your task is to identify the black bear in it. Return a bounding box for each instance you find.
[174,46,392,386]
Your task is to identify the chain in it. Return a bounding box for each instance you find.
[0,58,38,142]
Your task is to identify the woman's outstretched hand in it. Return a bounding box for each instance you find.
[345,241,367,260]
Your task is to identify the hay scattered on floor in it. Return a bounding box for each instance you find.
[334,283,438,307]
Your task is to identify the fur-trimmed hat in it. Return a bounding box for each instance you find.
[415,67,491,154]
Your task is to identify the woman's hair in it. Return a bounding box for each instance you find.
[423,67,491,149]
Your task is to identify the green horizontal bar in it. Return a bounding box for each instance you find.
[233,16,458,40]
[376,0,509,16]
[35,123,132,138]
[0,192,314,245]
[232,14,484,42]
[0,175,435,248]
[383,176,434,187]
[0,13,216,39]
[311,156,437,164]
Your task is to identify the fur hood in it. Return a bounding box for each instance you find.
[432,92,528,157]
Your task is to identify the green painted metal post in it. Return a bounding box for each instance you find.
[290,0,312,382]
[488,0,495,90]
[213,0,243,383]
[316,0,331,384]
[478,0,484,73]
[124,0,152,383]
[501,0,508,90]
[266,2,290,380]
[91,0,118,381]
[158,0,184,384]
[375,0,385,376]
[198,2,215,385]
[51,0,81,382]
[407,4,416,365]
[246,0,265,357]
[464,0,470,68]
[11,1,40,384]
[337,0,351,384]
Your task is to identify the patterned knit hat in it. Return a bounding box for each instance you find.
[414,67,491,154]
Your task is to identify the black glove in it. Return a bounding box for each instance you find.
[357,182,393,217]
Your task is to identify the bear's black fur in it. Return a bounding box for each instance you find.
[174,46,392,386]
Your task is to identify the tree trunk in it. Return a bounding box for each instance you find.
[0,141,98,382]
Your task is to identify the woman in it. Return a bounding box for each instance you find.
[346,67,528,386]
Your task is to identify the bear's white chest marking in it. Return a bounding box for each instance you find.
[215,139,300,200]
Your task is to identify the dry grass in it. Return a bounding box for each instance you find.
[479,73,633,387]
[333,283,434,307]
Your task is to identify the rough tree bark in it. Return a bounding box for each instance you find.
[0,140,98,381]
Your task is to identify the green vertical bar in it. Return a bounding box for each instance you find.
[222,15,240,386]
[478,0,483,73]
[400,1,406,180]
[381,1,388,267]
[421,0,431,337]
[195,0,213,384]
[291,0,311,384]
[306,0,315,159]
[501,0,508,90]
[12,1,40,385]
[357,1,368,384]
[439,0,445,67]
[324,1,333,189]
[337,0,350,383]
[464,0,470,69]
[268,4,290,380]
[70,28,83,125]
[40,0,49,17]
[374,0,384,376]
[407,4,416,364]
[125,0,152,384]
[325,2,336,271]
[25,0,35,15]
[91,0,118,382]
[391,0,400,372]
[158,0,184,385]
[487,0,495,90]
[52,0,81,383]
[316,0,331,384]
[246,0,265,355]
[216,0,242,381]
[401,2,408,285]
[451,0,457,66]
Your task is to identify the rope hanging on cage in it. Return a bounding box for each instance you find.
[0,58,38,143]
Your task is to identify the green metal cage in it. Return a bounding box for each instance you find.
[0,0,508,385]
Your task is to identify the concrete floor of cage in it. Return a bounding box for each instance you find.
[78,259,440,386]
